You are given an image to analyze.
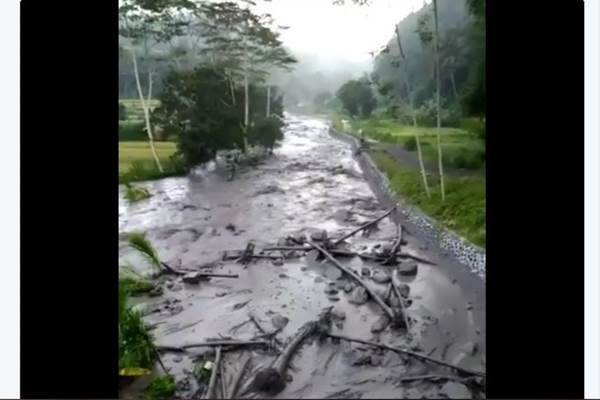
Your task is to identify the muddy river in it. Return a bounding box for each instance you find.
[119,115,486,399]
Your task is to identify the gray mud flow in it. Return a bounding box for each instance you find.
[119,115,485,399]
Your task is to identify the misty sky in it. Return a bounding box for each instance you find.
[253,0,428,65]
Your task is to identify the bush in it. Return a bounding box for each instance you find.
[124,183,151,203]
[119,154,187,184]
[450,147,484,170]
[119,121,146,141]
[403,136,417,151]
[249,116,284,151]
[145,376,176,400]
[119,103,128,121]
[119,282,156,370]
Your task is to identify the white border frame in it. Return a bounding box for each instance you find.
[585,0,599,398]
[0,1,20,399]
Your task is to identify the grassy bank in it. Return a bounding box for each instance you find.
[119,142,184,184]
[371,150,486,247]
[332,113,485,171]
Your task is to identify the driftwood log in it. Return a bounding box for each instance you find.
[240,320,319,395]
[229,356,251,399]
[306,239,396,320]
[326,333,485,377]
[332,205,397,246]
[205,345,222,399]
[382,224,403,265]
[156,339,270,353]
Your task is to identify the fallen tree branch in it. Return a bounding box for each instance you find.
[238,242,255,265]
[240,320,320,395]
[397,374,468,383]
[229,356,251,399]
[390,278,411,331]
[332,205,397,246]
[383,224,403,265]
[156,339,270,353]
[326,333,485,377]
[206,345,222,399]
[306,239,395,320]
[219,361,227,399]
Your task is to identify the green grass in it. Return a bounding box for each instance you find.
[145,375,176,400]
[124,183,152,203]
[119,276,155,296]
[371,150,486,247]
[127,232,162,272]
[331,113,485,171]
[119,142,185,183]
[119,281,156,371]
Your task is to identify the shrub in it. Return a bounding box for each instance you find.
[124,183,151,203]
[249,116,284,151]
[119,121,146,141]
[450,147,484,170]
[119,282,156,370]
[145,376,176,400]
[119,103,128,121]
[403,136,417,151]
[119,277,155,296]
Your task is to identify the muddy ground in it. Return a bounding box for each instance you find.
[119,115,486,399]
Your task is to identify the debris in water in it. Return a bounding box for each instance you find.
[370,314,391,333]
[398,262,418,276]
[348,287,368,305]
[372,270,391,283]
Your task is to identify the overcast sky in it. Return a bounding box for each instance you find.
[252,0,428,64]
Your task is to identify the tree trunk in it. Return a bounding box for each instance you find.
[244,70,249,153]
[132,51,163,173]
[395,25,431,199]
[433,0,445,201]
[450,72,458,101]
[266,86,271,118]
[227,70,236,105]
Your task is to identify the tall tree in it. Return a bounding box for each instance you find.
[432,0,445,201]
[119,0,193,171]
[393,24,431,199]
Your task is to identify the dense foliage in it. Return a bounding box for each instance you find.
[336,78,377,118]
[370,0,485,122]
[153,67,285,166]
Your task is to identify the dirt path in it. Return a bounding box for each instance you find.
[119,115,485,399]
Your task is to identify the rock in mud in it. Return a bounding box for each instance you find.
[165,280,174,289]
[254,184,285,196]
[371,270,391,284]
[331,307,346,320]
[314,276,324,283]
[182,272,205,284]
[335,280,348,290]
[398,262,418,276]
[333,209,351,222]
[328,295,341,302]
[310,230,328,241]
[271,314,289,330]
[460,341,478,356]
[225,223,236,232]
[348,286,368,305]
[397,283,410,298]
[370,314,391,333]
[344,282,354,293]
[361,267,371,277]
[440,382,472,399]
[324,287,339,295]
[370,354,383,367]
[149,286,163,297]
[171,283,183,292]
[272,258,284,266]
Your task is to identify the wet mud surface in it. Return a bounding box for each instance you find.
[119,115,486,399]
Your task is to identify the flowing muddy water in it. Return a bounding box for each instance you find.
[119,115,485,399]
